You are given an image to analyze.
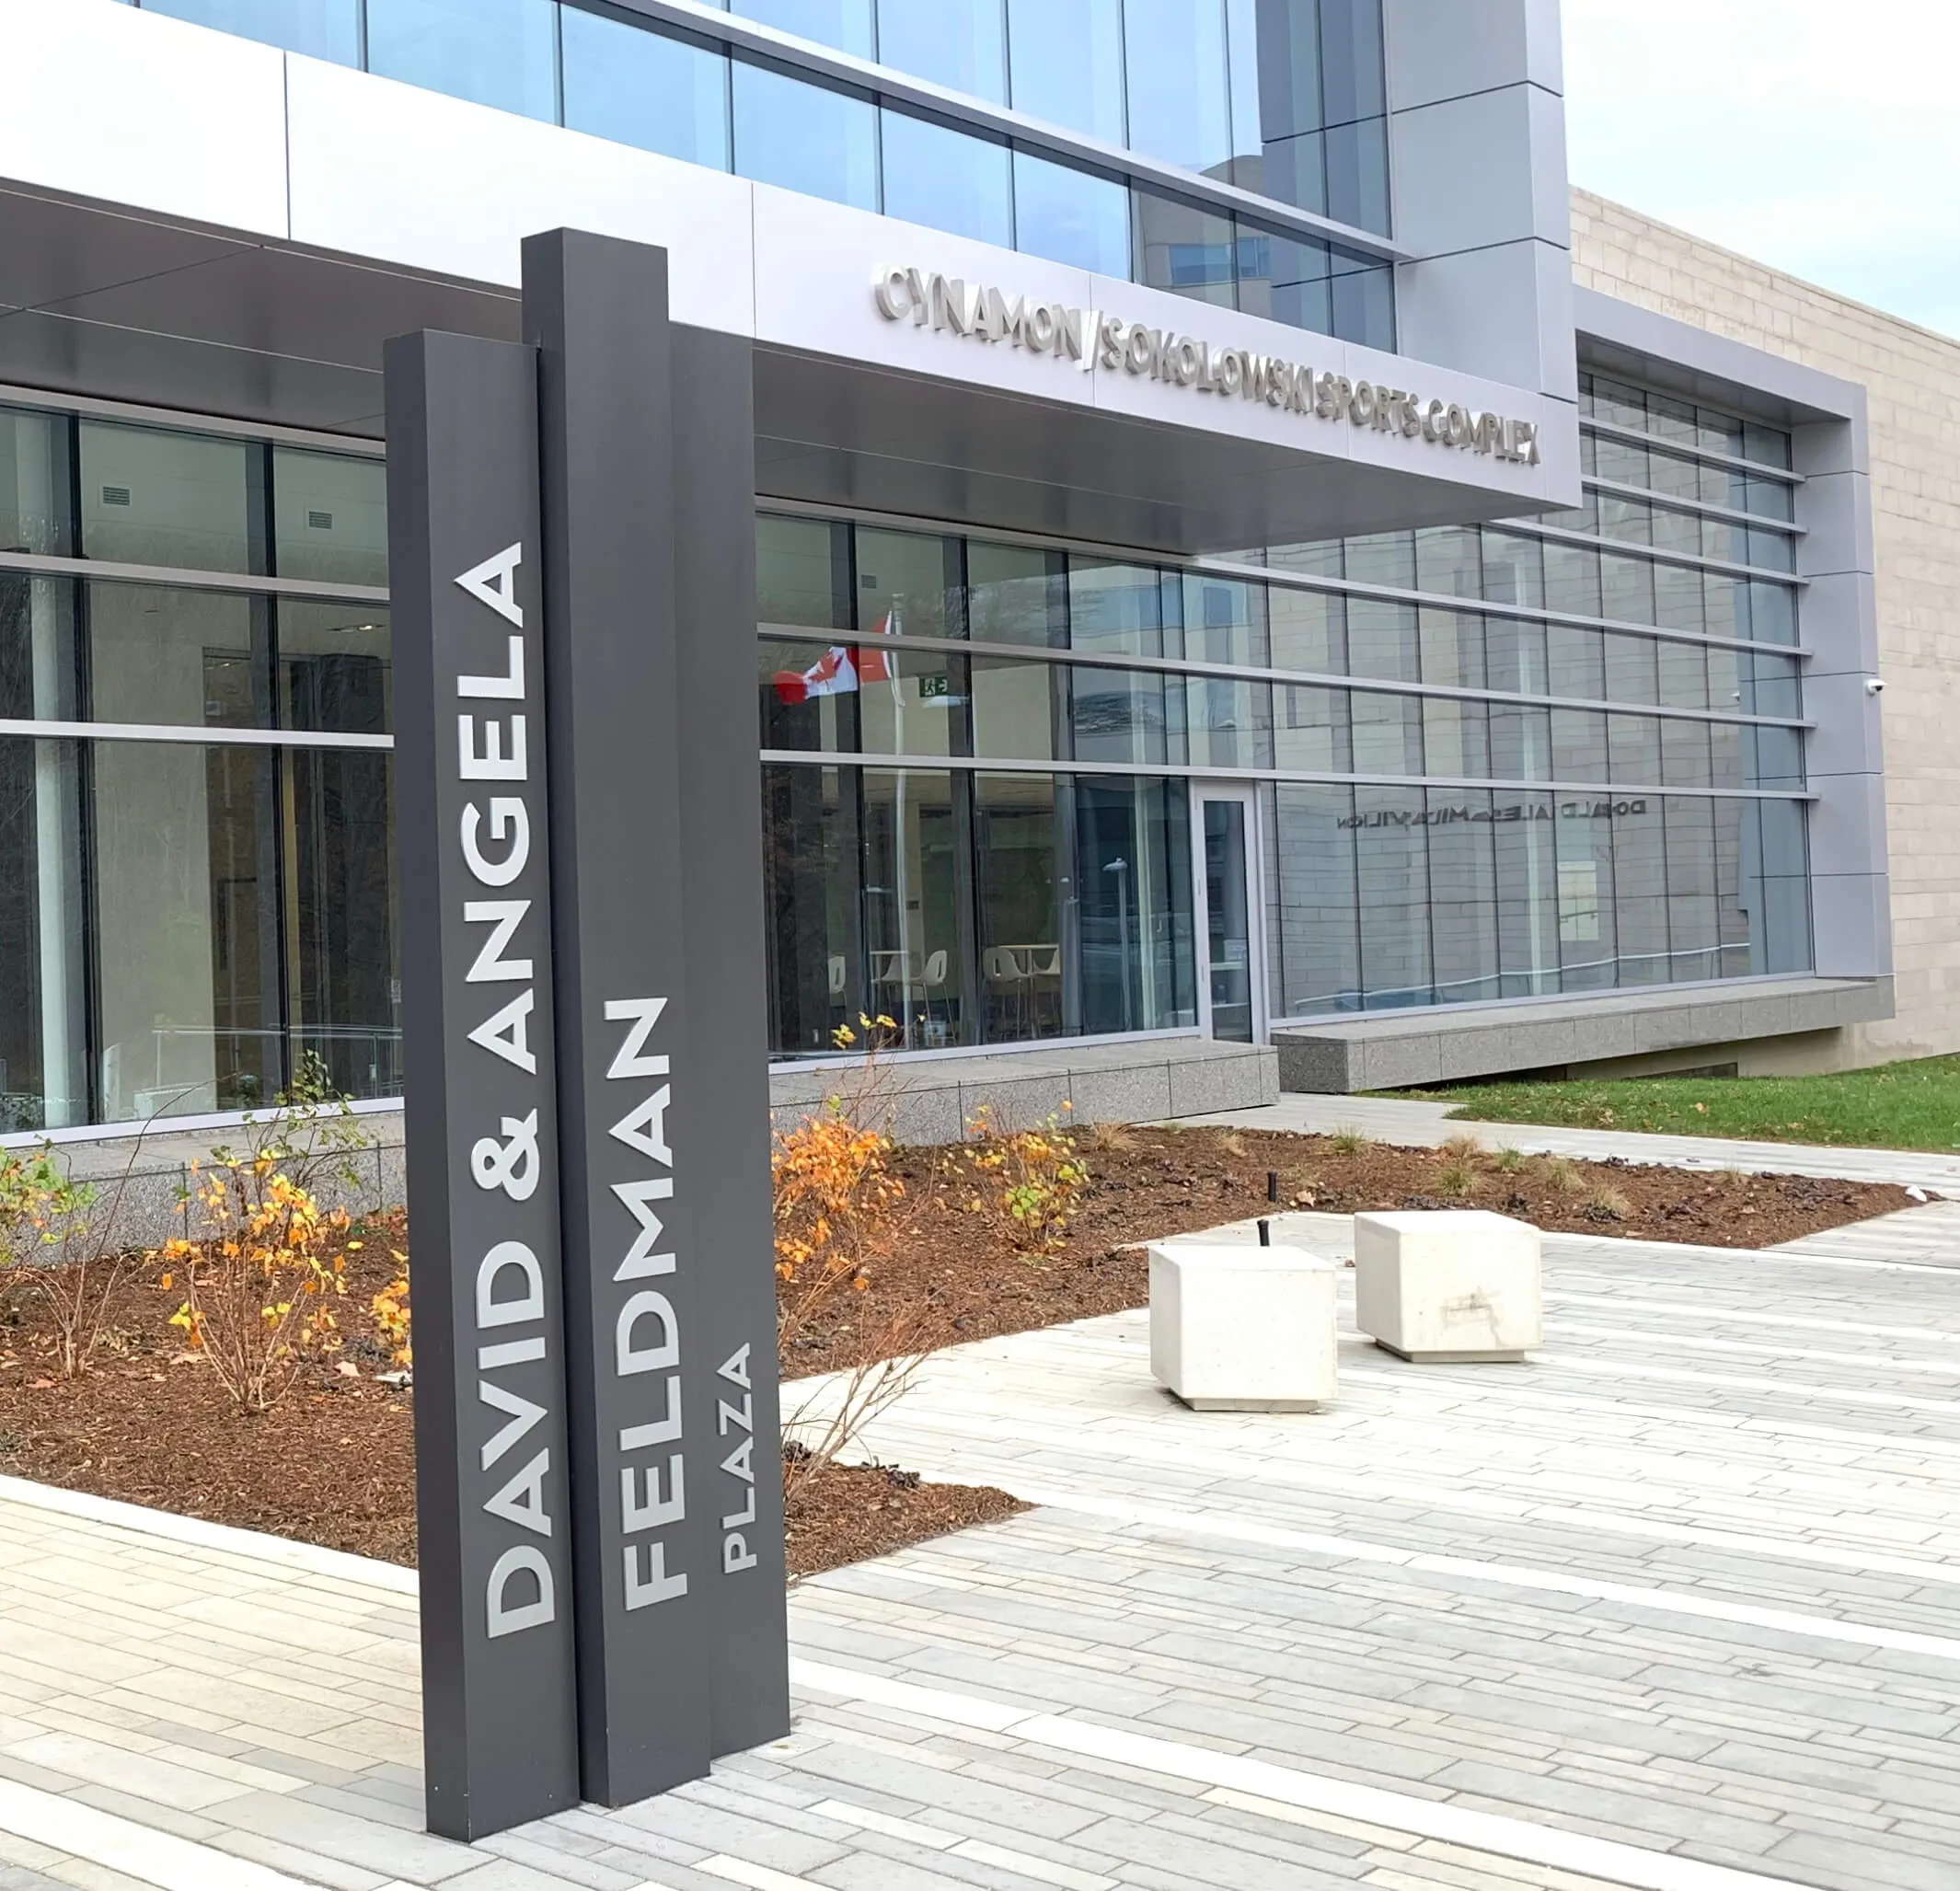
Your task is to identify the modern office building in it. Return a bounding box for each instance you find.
[0,0,1911,1142]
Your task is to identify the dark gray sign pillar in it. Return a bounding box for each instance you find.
[386,330,583,1842]
[523,229,789,1804]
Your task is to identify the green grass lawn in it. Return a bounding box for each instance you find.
[1402,1056,1960,1151]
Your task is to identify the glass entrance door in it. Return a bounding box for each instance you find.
[1195,790,1260,1044]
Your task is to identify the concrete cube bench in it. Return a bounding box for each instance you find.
[1148,1241,1339,1411]
[1353,1210,1542,1363]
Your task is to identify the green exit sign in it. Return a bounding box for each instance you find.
[918,674,953,701]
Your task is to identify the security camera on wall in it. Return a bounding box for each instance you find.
[1865,677,1886,696]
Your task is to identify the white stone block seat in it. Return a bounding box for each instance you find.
[1148,1241,1339,1411]
[1352,1210,1542,1363]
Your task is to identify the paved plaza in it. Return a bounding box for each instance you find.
[0,1202,1956,1890]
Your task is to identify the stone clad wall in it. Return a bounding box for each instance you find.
[1570,189,1960,1067]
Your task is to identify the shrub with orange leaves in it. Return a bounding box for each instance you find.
[371,1267,412,1369]
[158,1154,352,1413]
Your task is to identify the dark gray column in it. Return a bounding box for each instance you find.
[671,323,791,1755]
[524,229,714,1803]
[385,330,582,1842]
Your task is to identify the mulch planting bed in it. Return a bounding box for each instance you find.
[0,1127,1907,1573]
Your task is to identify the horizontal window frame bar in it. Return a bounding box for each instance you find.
[583,0,1409,263]
[0,719,393,751]
[0,379,387,456]
[1584,475,1803,537]
[758,747,1812,801]
[0,550,391,605]
[775,1023,1202,1071]
[1582,415,1803,486]
[0,1094,403,1155]
[755,627,1811,728]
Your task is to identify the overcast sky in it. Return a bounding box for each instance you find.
[1560,0,1960,339]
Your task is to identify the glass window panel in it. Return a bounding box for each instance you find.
[1710,720,1744,791]
[859,652,968,757]
[1659,717,1712,788]
[876,0,1006,99]
[0,408,71,558]
[1752,798,1812,974]
[1744,474,1795,522]
[1234,224,1332,333]
[880,110,1012,247]
[967,542,1066,647]
[974,772,1066,1043]
[1344,597,1418,682]
[1355,785,1431,1008]
[86,583,265,730]
[1123,0,1232,172]
[1133,189,1235,307]
[1257,132,1327,219]
[762,763,862,1053]
[79,422,262,574]
[970,657,1058,760]
[759,636,858,754]
[1349,689,1422,775]
[1611,794,1669,985]
[365,0,558,119]
[1656,639,1709,710]
[1554,795,1617,990]
[1591,432,1648,490]
[1489,702,1551,782]
[1319,0,1386,122]
[1485,617,1547,697]
[1643,444,1702,503]
[1428,790,1499,1004]
[1742,421,1793,470]
[1070,666,1172,765]
[1697,406,1745,460]
[1646,392,1697,450]
[1665,795,1720,980]
[732,0,873,56]
[860,767,967,1048]
[1274,683,1349,771]
[1343,531,1415,591]
[1481,531,1543,608]
[1422,697,1489,780]
[1324,116,1389,234]
[1077,776,1196,1031]
[1701,513,1744,564]
[1599,551,1654,626]
[277,600,391,735]
[1603,630,1658,706]
[1269,585,1345,674]
[1551,708,1607,781]
[1418,608,1483,689]
[1608,713,1661,786]
[1750,724,1804,790]
[1068,559,1166,656]
[271,448,386,588]
[1546,624,1604,701]
[758,514,851,631]
[1704,571,1748,640]
[561,10,731,168]
[143,0,361,61]
[0,734,86,1129]
[92,741,282,1119]
[1185,675,1272,768]
[1747,651,1802,720]
[1181,574,1268,667]
[1330,256,1394,349]
[1012,149,1131,275]
[284,747,399,1101]
[1274,784,1361,1015]
[1652,559,1705,633]
[1596,493,1652,546]
[1701,458,1747,511]
[732,60,878,210]
[1748,581,1798,645]
[1542,541,1599,620]
[1540,493,1597,536]
[1746,527,1796,574]
[1008,0,1125,144]
[1493,791,1559,997]
[1266,538,1345,580]
[1414,526,1482,598]
[0,573,76,721]
[856,527,962,639]
[1705,642,1741,713]
[1592,377,1645,432]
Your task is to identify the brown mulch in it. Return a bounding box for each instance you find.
[0,1126,1908,1572]
[785,1124,1914,1376]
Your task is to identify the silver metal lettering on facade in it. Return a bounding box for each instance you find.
[870,263,1541,466]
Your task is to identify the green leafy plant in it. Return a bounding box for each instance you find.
[959,1107,1090,1255]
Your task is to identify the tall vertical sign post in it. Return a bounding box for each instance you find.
[386,331,583,1841]
[386,231,790,1841]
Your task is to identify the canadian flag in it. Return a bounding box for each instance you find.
[772,607,900,705]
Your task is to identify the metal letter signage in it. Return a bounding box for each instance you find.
[871,263,1542,467]
[386,330,582,1842]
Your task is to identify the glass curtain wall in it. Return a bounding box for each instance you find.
[0,402,398,1131]
[121,0,1394,347]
